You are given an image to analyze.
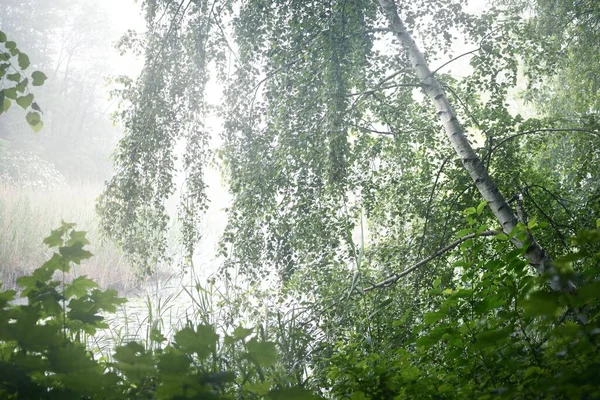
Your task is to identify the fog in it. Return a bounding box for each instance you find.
[0,0,229,296]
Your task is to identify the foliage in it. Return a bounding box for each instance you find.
[0,223,322,399]
[314,211,600,398]
[0,29,46,131]
[10,0,599,398]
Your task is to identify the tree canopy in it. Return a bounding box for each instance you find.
[91,0,600,397]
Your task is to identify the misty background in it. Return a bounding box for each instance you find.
[0,0,229,295]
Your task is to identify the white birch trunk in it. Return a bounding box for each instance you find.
[376,0,573,292]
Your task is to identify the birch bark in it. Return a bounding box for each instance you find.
[376,0,574,292]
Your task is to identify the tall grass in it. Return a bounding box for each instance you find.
[0,182,136,290]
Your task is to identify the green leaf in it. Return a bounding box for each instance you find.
[456,228,472,238]
[423,311,445,324]
[495,232,509,240]
[1,97,10,113]
[157,348,190,375]
[17,52,30,70]
[474,327,512,349]
[16,94,34,109]
[3,87,17,99]
[174,325,218,360]
[150,327,166,343]
[5,41,16,50]
[464,207,477,215]
[31,71,47,86]
[30,120,43,132]
[0,31,6,42]
[44,228,65,247]
[232,325,254,341]
[574,281,600,306]
[65,276,98,299]
[7,72,20,82]
[246,338,278,367]
[25,111,41,126]
[16,78,28,93]
[0,289,16,308]
[59,242,93,265]
[476,200,488,216]
[523,291,564,317]
[527,217,538,229]
[68,230,91,246]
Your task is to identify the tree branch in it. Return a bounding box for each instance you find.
[364,230,500,292]
[491,128,600,154]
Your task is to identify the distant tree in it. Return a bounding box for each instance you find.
[0,1,124,182]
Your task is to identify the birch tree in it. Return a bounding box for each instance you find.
[94,0,600,397]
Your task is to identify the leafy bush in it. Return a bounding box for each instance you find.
[317,213,600,399]
[0,223,321,399]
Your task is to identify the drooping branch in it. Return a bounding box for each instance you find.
[364,230,500,292]
[376,0,574,292]
[490,128,600,154]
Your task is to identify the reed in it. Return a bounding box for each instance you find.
[0,182,136,290]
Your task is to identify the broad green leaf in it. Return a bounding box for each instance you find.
[16,77,28,92]
[246,380,272,396]
[527,217,538,229]
[456,228,472,238]
[17,52,30,70]
[4,41,16,50]
[25,111,41,126]
[59,242,93,265]
[16,94,33,109]
[65,276,98,299]
[232,325,254,341]
[0,289,16,308]
[157,348,190,375]
[44,228,65,247]
[30,120,43,132]
[0,31,6,42]
[523,291,564,317]
[574,281,600,306]
[350,392,369,400]
[68,230,90,246]
[495,232,509,240]
[7,72,20,82]
[464,207,477,215]
[474,327,512,349]
[150,327,166,343]
[476,200,488,215]
[174,325,218,360]
[3,87,17,99]
[1,97,10,113]
[246,338,278,367]
[424,311,445,324]
[31,70,47,86]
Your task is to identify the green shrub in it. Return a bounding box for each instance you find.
[0,222,322,399]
